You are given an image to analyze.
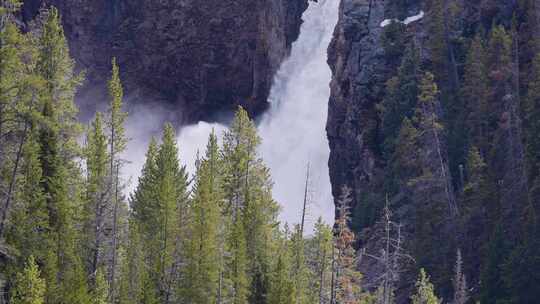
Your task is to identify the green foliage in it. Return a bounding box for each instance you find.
[10,256,46,304]
[222,107,279,304]
[462,34,489,152]
[426,0,449,83]
[130,123,189,302]
[480,224,510,304]
[381,22,407,61]
[307,217,333,303]
[9,4,540,304]
[411,269,440,304]
[92,268,109,304]
[268,226,295,304]
[107,57,128,158]
[380,43,421,159]
[185,131,223,303]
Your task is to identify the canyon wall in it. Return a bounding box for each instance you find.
[327,0,536,301]
[22,0,308,121]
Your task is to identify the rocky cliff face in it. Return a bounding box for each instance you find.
[22,0,308,122]
[327,0,536,301]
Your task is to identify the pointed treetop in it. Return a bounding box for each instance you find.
[411,269,440,304]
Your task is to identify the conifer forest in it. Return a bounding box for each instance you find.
[1,0,540,303]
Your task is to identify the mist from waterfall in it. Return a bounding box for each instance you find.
[123,0,340,233]
[258,0,339,232]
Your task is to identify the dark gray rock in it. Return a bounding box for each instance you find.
[22,0,308,122]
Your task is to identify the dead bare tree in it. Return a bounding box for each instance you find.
[451,249,469,304]
[361,195,414,304]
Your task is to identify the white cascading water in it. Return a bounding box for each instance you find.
[177,0,339,232]
[258,0,339,232]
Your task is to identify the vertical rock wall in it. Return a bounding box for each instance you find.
[22,0,308,121]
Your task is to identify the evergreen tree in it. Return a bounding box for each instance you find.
[392,73,456,291]
[460,147,493,282]
[117,219,145,304]
[267,226,295,304]
[92,268,109,304]
[488,25,528,242]
[10,256,46,304]
[462,34,489,153]
[334,186,366,304]
[131,137,158,227]
[0,0,42,239]
[410,269,440,304]
[307,217,333,304]
[380,43,421,160]
[130,124,189,303]
[221,107,279,303]
[83,112,110,279]
[290,224,309,304]
[105,57,128,302]
[34,8,89,304]
[480,224,510,304]
[504,201,540,304]
[185,131,223,303]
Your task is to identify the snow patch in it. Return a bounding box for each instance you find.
[404,10,425,25]
[380,10,424,27]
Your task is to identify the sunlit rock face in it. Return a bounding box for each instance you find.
[22,0,308,122]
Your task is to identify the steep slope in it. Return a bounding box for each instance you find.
[21,0,308,121]
[327,0,539,301]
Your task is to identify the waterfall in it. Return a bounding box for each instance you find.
[258,0,339,232]
[175,0,339,232]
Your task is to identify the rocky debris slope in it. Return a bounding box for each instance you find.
[22,0,308,121]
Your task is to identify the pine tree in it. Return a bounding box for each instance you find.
[10,256,46,304]
[462,34,489,153]
[92,268,109,304]
[0,0,43,239]
[504,200,540,304]
[221,107,279,304]
[106,57,128,302]
[380,43,421,160]
[83,112,110,279]
[290,224,309,304]
[130,124,189,303]
[6,132,48,267]
[393,73,456,290]
[334,186,366,304]
[426,0,460,94]
[185,131,223,303]
[411,269,440,304]
[308,217,333,304]
[460,146,494,283]
[480,224,510,304]
[488,25,529,243]
[34,8,89,304]
[117,219,145,304]
[267,226,295,304]
[131,137,158,228]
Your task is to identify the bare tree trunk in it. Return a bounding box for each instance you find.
[0,93,35,238]
[110,164,120,303]
[0,120,27,238]
[426,101,458,217]
[318,241,328,304]
[330,246,337,304]
[300,162,310,238]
